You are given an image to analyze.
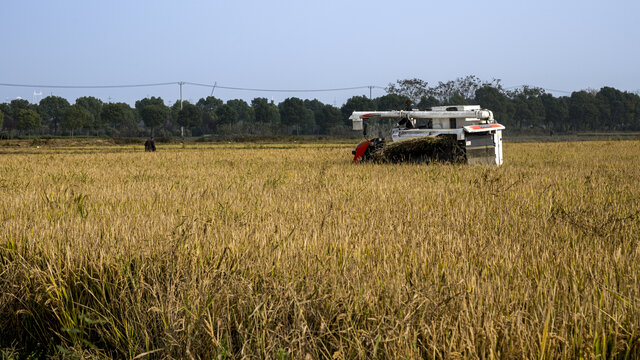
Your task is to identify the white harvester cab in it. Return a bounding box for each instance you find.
[350,105,504,165]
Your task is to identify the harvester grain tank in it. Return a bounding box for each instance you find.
[350,105,505,165]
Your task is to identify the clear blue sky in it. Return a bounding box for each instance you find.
[1,0,638,106]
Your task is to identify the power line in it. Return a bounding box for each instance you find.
[0,82,178,89]
[184,81,385,93]
[0,80,585,95]
[0,81,386,93]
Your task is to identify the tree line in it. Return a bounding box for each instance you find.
[1,75,639,138]
[385,76,640,133]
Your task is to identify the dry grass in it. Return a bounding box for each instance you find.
[1,140,639,359]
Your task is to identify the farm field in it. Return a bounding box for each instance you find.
[1,140,639,359]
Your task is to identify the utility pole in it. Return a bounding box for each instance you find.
[179,81,184,138]
[210,81,217,96]
[368,86,373,99]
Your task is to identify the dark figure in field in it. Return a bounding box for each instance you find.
[144,137,156,152]
[405,99,415,111]
[398,99,416,129]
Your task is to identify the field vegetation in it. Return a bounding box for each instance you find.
[1,139,639,358]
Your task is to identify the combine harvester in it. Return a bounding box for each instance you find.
[350,105,505,165]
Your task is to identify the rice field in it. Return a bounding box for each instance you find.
[1,139,639,359]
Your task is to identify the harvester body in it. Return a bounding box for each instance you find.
[350,105,504,165]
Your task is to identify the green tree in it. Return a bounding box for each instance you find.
[101,102,137,133]
[135,96,165,111]
[526,96,546,128]
[38,96,70,134]
[75,96,104,133]
[569,91,600,131]
[417,96,440,109]
[305,100,342,134]
[304,99,327,133]
[448,93,467,105]
[279,97,307,134]
[0,108,4,129]
[201,111,217,132]
[375,94,408,111]
[622,92,640,130]
[62,105,89,137]
[140,104,169,135]
[475,86,510,118]
[135,97,165,121]
[340,96,375,121]
[540,94,568,132]
[0,103,15,130]
[0,103,10,117]
[386,78,430,102]
[512,96,544,129]
[227,99,255,123]
[170,101,182,125]
[17,109,42,136]
[302,108,317,134]
[251,98,280,124]
[303,99,324,113]
[429,75,501,103]
[318,104,342,134]
[10,99,31,121]
[596,87,629,130]
[214,104,238,125]
[507,87,546,129]
[177,102,202,129]
[196,96,223,112]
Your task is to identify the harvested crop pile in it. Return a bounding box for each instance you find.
[373,135,465,163]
